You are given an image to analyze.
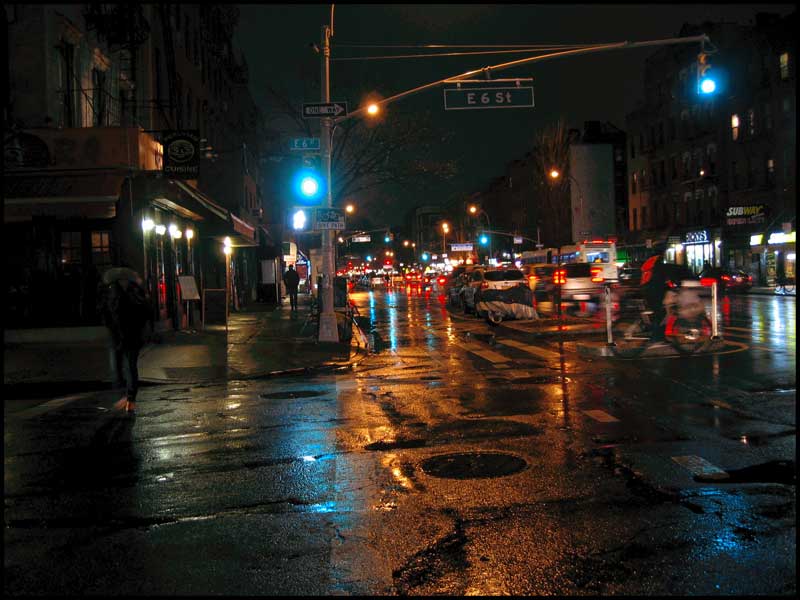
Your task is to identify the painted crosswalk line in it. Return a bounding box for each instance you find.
[496,338,562,359]
[583,409,620,423]
[671,455,729,479]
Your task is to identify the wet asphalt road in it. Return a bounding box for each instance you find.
[3,290,796,595]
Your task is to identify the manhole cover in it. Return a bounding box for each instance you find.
[420,452,528,479]
[259,390,328,400]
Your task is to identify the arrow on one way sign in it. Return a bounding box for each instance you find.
[302,102,348,118]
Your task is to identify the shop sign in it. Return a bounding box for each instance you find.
[725,204,766,226]
[667,235,681,245]
[767,231,796,245]
[162,130,200,179]
[750,234,763,246]
[684,230,709,244]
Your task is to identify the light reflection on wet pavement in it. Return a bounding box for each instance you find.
[3,289,795,595]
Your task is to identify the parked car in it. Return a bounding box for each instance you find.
[482,269,527,291]
[459,268,486,313]
[699,266,753,293]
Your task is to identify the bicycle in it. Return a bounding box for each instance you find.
[610,287,713,357]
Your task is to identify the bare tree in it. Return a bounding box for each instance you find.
[263,86,458,204]
[531,119,573,247]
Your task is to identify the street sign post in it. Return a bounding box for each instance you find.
[302,102,348,118]
[313,208,345,230]
[351,235,371,243]
[443,86,534,111]
[289,138,321,151]
[451,243,474,252]
[513,236,523,244]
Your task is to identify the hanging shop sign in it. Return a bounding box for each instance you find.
[725,204,766,226]
[684,230,709,244]
[162,130,200,179]
[767,231,796,245]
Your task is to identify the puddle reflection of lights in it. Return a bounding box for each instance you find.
[225,402,241,410]
[155,472,175,483]
[307,502,337,513]
[301,455,317,462]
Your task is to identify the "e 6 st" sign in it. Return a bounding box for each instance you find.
[443,86,535,111]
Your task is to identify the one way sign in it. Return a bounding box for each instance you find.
[302,102,348,118]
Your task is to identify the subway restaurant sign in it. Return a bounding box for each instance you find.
[726,204,766,226]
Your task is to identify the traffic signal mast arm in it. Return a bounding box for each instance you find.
[478,229,540,244]
[336,34,710,123]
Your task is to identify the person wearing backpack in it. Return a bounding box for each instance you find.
[98,266,153,414]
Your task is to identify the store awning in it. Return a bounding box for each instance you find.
[3,172,127,222]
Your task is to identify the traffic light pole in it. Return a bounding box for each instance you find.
[318,23,339,342]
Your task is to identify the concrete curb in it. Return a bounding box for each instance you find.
[576,337,730,359]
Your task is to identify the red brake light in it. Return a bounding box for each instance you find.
[480,281,489,289]
[553,269,566,285]
[424,277,430,283]
[405,274,412,280]
[528,275,537,285]
[721,275,731,281]
[437,276,446,285]
[590,267,604,283]
[667,280,677,288]
[700,277,716,287]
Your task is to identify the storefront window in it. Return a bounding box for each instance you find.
[60,231,82,264]
[91,231,112,270]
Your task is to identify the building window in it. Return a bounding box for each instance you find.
[155,47,163,103]
[731,161,738,190]
[682,152,691,179]
[706,143,717,175]
[91,231,113,269]
[57,41,76,128]
[671,155,678,180]
[185,16,191,60]
[747,108,755,137]
[746,158,754,188]
[708,186,718,220]
[630,140,635,159]
[782,96,791,113]
[731,114,740,141]
[61,232,82,264]
[641,206,648,229]
[668,117,676,141]
[779,52,790,80]
[658,160,665,187]
[187,87,193,126]
[783,147,792,181]
[631,172,637,194]
[693,149,703,177]
[632,208,637,231]
[91,68,108,126]
[766,157,775,186]
[764,103,773,130]
[641,169,647,189]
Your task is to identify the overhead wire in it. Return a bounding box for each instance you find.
[330,45,595,62]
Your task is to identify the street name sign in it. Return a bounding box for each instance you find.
[444,86,534,111]
[513,236,523,244]
[313,208,346,230]
[302,102,348,118]
[351,235,371,242]
[289,137,320,151]
[451,243,474,252]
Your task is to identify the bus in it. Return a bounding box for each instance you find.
[521,240,618,281]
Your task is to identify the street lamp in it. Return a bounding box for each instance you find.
[441,222,449,253]
[467,205,491,261]
[345,203,355,214]
[549,167,585,242]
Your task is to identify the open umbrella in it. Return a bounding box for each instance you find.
[640,254,661,286]
[102,267,142,287]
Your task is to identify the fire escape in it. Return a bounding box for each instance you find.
[82,4,150,128]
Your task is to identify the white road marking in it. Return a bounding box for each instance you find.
[14,394,87,419]
[496,339,562,359]
[452,342,510,364]
[671,455,729,479]
[583,410,620,423]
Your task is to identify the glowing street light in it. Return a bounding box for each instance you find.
[141,218,155,232]
[367,103,380,116]
[345,203,355,214]
[549,168,561,179]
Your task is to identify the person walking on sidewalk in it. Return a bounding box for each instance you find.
[98,266,153,414]
[283,264,300,312]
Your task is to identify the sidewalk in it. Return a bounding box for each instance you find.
[4,295,368,395]
[748,286,796,296]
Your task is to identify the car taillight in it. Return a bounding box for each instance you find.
[700,277,716,287]
[480,281,489,289]
[437,276,446,285]
[405,275,412,280]
[666,280,677,288]
[721,275,731,281]
[590,267,604,283]
[424,277,430,283]
[746,275,752,281]
[528,275,537,285]
[553,269,566,285]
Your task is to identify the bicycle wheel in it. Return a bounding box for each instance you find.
[610,317,651,358]
[666,315,713,355]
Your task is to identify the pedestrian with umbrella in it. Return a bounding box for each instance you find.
[97,265,153,414]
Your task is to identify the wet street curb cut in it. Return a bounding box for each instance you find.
[576,338,731,359]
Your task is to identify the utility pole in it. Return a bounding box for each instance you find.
[318,22,338,342]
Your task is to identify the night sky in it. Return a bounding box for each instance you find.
[235,3,793,226]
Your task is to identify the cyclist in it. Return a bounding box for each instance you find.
[640,253,668,342]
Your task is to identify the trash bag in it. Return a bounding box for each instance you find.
[475,285,538,323]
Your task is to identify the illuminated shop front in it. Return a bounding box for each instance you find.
[751,230,796,286]
[681,229,721,273]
